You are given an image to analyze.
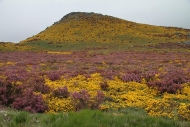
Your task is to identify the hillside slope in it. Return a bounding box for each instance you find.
[21,12,190,45]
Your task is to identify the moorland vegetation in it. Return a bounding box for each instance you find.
[0,12,190,126]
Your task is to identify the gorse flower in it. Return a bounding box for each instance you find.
[0,51,190,121]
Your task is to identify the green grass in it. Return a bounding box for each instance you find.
[22,40,134,52]
[20,40,190,53]
[1,39,190,53]
[0,108,189,127]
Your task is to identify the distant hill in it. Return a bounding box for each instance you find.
[21,12,190,45]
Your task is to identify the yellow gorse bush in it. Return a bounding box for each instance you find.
[0,62,4,66]
[178,103,190,121]
[44,73,103,113]
[42,73,190,120]
[44,95,74,113]
[0,42,32,51]
[6,62,16,66]
[145,99,177,119]
[47,51,71,55]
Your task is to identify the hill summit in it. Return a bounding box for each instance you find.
[21,12,190,44]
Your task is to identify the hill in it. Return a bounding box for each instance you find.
[1,12,190,123]
[21,12,190,45]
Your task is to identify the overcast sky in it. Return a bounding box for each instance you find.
[0,0,190,43]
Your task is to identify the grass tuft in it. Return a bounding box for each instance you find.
[1,108,189,127]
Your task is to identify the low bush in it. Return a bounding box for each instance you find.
[71,89,104,111]
[11,88,47,113]
[47,71,61,81]
[121,70,142,83]
[0,79,7,107]
[71,89,90,111]
[53,86,69,98]
[147,69,187,94]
